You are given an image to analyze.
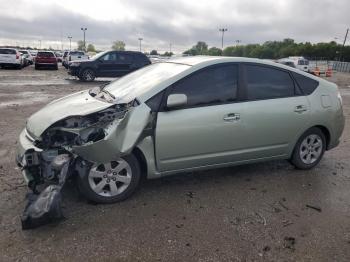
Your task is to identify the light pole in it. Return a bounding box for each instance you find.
[81,27,87,51]
[67,36,72,51]
[138,37,143,52]
[219,28,228,50]
[169,43,172,54]
[38,40,42,49]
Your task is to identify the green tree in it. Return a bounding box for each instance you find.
[87,44,96,52]
[207,47,222,56]
[77,40,85,51]
[183,41,208,55]
[111,41,126,51]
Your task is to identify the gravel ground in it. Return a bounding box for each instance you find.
[0,65,349,262]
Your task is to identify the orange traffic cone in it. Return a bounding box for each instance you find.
[326,68,332,77]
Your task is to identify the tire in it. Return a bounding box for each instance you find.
[80,68,96,81]
[35,64,39,70]
[77,154,141,203]
[290,127,326,170]
[54,65,58,70]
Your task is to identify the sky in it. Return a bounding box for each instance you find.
[0,0,349,53]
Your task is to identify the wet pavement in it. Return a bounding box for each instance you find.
[0,65,349,261]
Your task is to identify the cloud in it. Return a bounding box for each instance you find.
[0,0,349,52]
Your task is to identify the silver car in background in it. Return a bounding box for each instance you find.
[17,57,344,203]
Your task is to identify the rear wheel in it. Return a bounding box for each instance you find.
[80,68,95,81]
[77,154,141,203]
[35,64,39,70]
[290,127,326,169]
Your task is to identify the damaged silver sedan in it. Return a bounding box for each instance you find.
[17,56,344,209]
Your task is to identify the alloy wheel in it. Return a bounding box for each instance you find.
[299,134,323,164]
[88,160,132,197]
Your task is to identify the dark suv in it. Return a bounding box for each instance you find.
[68,50,151,81]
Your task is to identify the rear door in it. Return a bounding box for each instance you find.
[113,53,133,76]
[0,49,16,63]
[239,63,310,158]
[155,63,247,171]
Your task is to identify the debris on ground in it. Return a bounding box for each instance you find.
[283,237,296,251]
[306,204,322,212]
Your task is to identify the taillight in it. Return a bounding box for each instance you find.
[16,53,19,59]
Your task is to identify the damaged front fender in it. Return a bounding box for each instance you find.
[71,103,151,163]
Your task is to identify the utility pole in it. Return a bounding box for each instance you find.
[67,36,72,51]
[169,43,172,54]
[341,28,349,61]
[138,37,143,52]
[81,27,87,51]
[38,40,41,49]
[219,28,228,50]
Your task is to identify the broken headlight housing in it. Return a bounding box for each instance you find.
[38,104,129,149]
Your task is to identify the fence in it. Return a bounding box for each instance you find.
[332,61,350,73]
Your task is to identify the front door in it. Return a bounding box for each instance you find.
[155,63,245,172]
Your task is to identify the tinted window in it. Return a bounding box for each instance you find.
[101,52,117,61]
[0,49,16,54]
[168,64,238,108]
[37,52,55,57]
[246,65,295,100]
[292,72,319,95]
[117,53,132,63]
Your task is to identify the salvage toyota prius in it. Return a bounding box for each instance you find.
[17,56,344,204]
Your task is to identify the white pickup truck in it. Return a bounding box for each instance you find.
[0,48,23,69]
[63,51,89,68]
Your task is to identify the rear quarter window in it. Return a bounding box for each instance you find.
[292,72,319,95]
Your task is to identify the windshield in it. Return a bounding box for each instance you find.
[91,51,109,60]
[104,62,190,102]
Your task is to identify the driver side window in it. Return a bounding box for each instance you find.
[167,64,238,109]
[101,52,117,61]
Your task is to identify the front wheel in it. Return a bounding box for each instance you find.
[290,127,326,170]
[80,68,96,81]
[77,155,141,203]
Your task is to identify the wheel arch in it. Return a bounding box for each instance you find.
[314,125,331,150]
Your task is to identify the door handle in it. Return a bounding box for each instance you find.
[223,113,240,122]
[294,105,307,113]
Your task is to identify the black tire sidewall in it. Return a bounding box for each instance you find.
[291,127,326,170]
[77,154,141,204]
[81,68,95,81]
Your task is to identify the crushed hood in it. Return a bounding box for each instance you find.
[26,90,112,138]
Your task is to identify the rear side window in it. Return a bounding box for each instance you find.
[117,53,133,63]
[0,49,16,54]
[135,54,150,65]
[168,64,238,108]
[37,52,54,57]
[245,65,295,100]
[292,72,319,95]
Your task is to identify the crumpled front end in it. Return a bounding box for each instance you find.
[16,102,151,189]
[16,100,151,229]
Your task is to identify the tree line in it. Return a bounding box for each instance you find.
[183,39,350,61]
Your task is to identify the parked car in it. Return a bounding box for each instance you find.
[62,51,69,68]
[63,51,88,68]
[35,51,58,70]
[278,56,310,72]
[68,50,151,81]
[55,52,63,63]
[19,50,34,65]
[0,48,23,69]
[16,57,344,204]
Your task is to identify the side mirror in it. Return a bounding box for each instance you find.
[167,94,187,109]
